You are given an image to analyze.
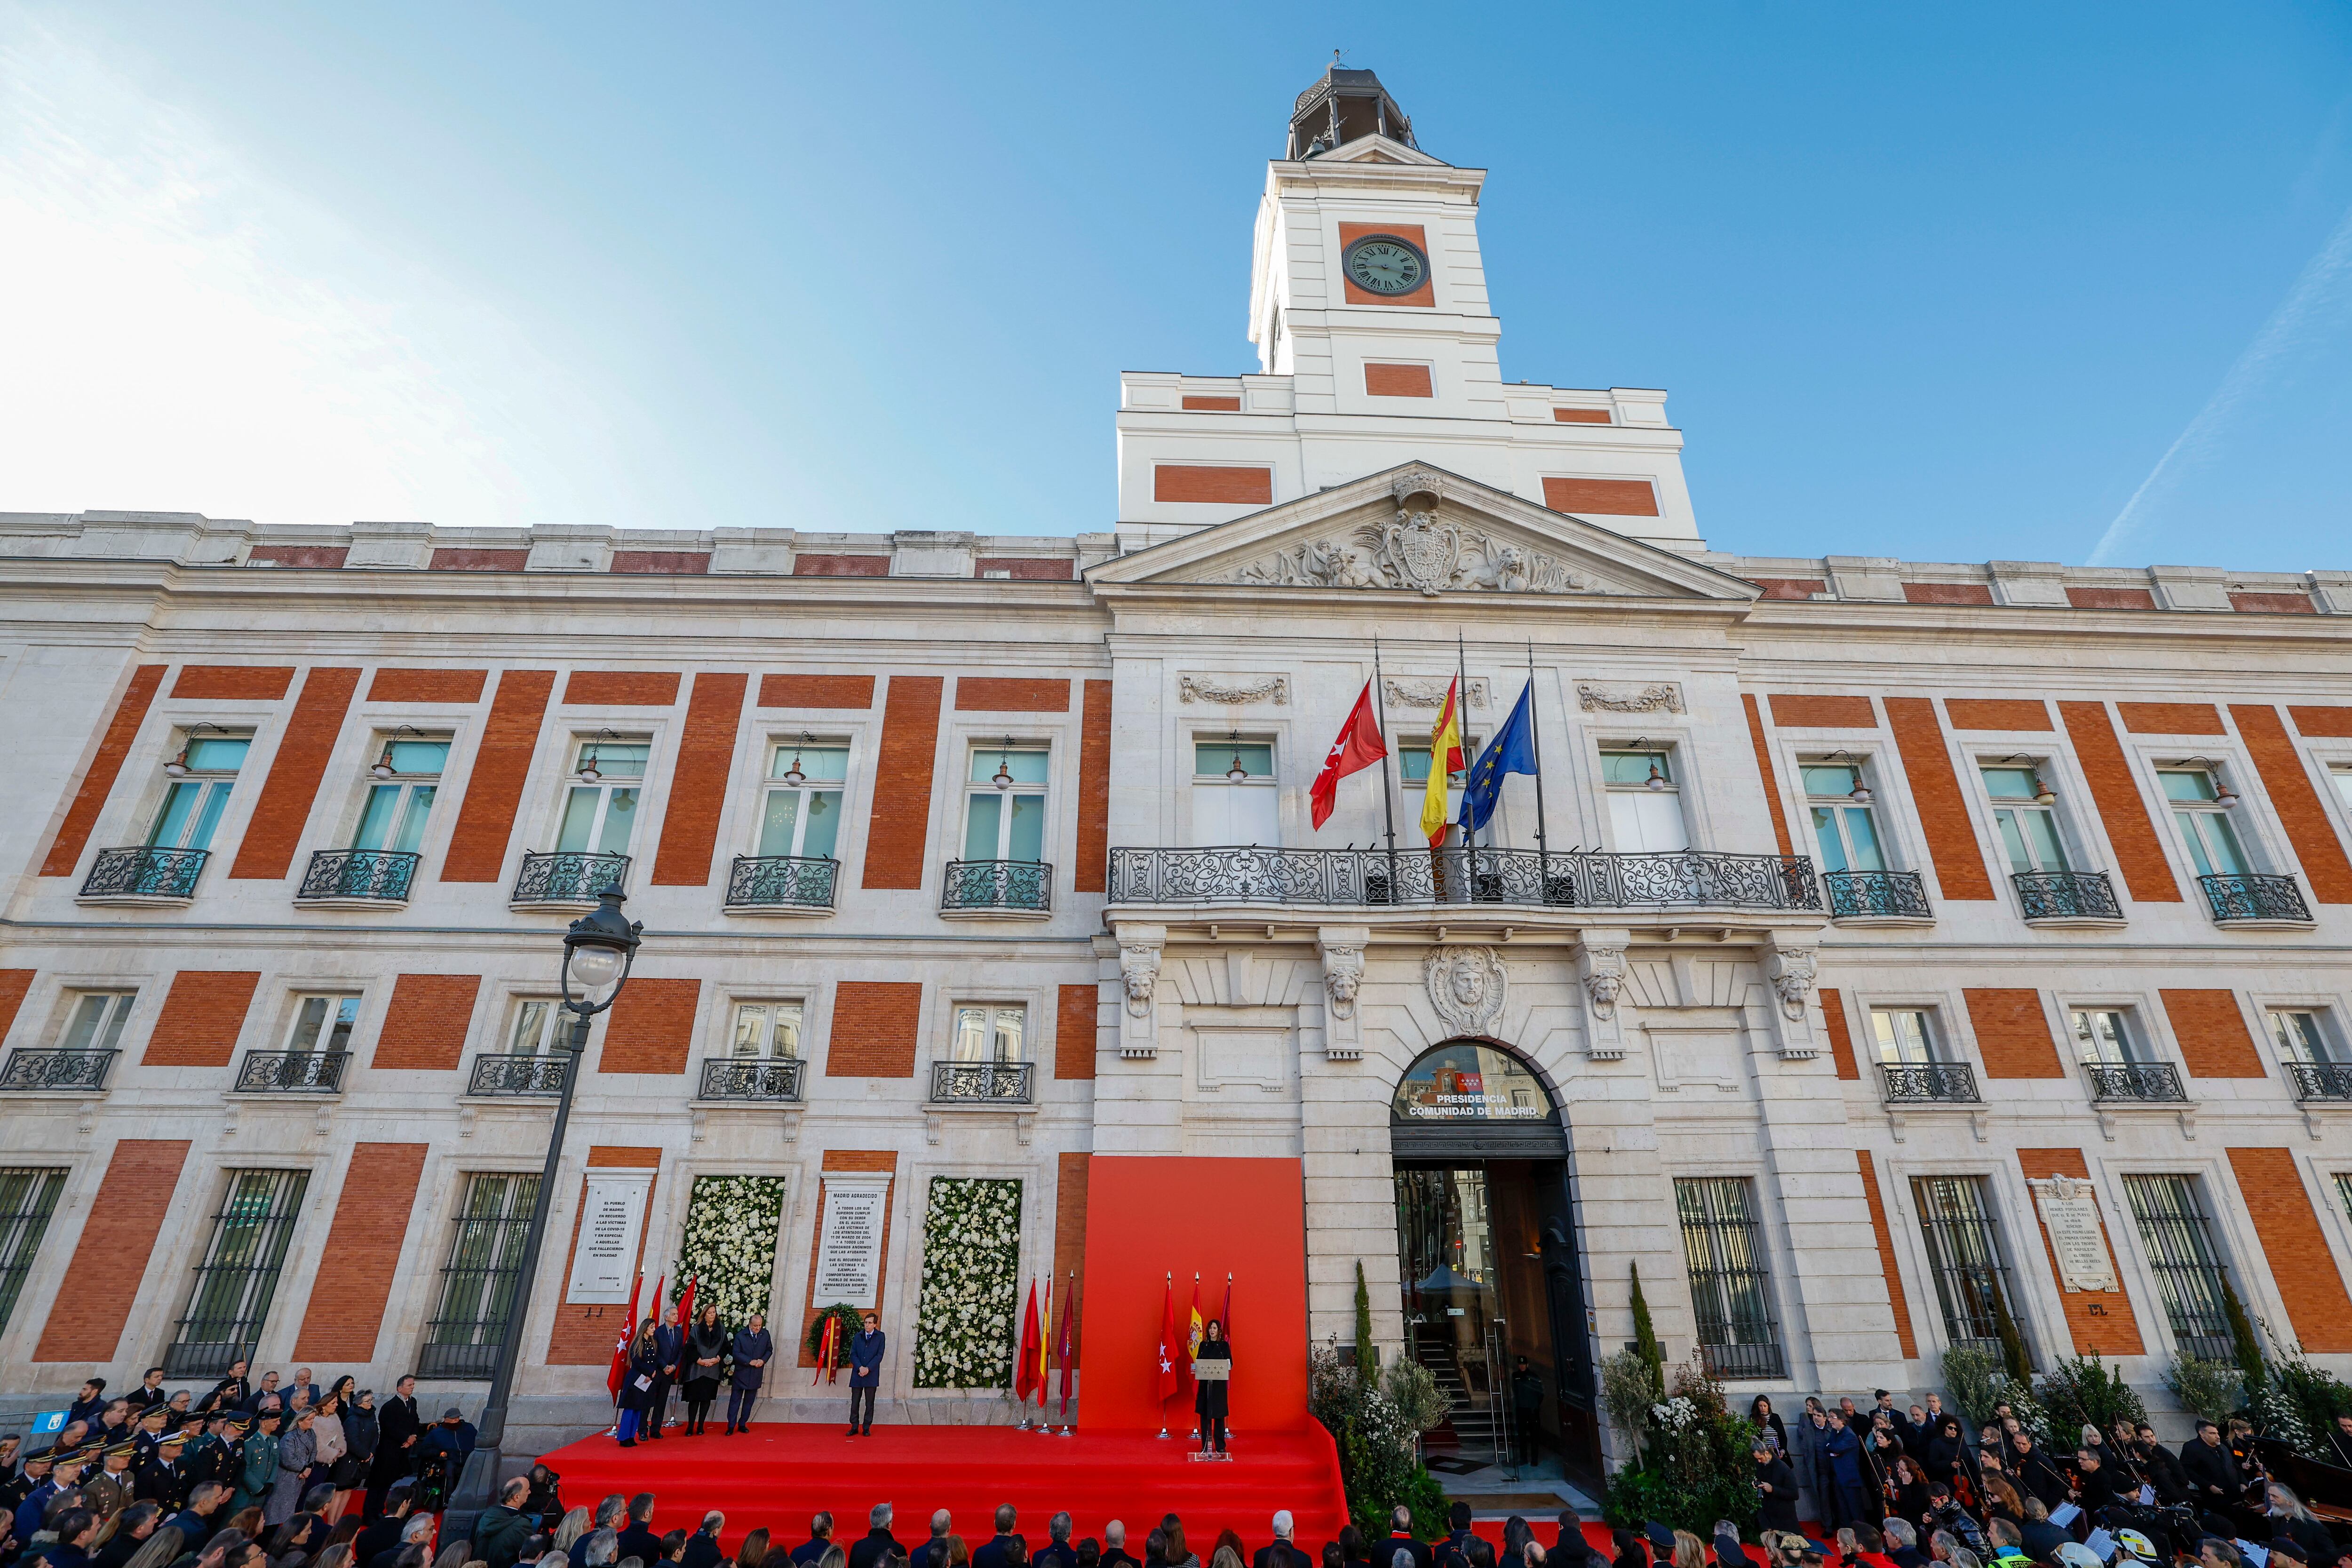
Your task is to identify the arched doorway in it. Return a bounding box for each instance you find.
[1391,1038,1601,1477]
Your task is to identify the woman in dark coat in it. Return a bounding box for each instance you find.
[1750,1396,1789,1457]
[1754,1436,1802,1535]
[2010,1432,2071,1511]
[1888,1455,1935,1532]
[1925,1415,1984,1512]
[681,1305,728,1436]
[726,1313,773,1435]
[1192,1319,1232,1456]
[616,1322,662,1448]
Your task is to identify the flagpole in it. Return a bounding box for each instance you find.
[1456,631,1474,849]
[1527,639,1550,893]
[1371,637,1398,858]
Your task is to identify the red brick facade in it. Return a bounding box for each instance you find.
[610,551,712,574]
[1966,988,2063,1078]
[563,670,682,706]
[1885,697,1996,900]
[1540,477,1660,517]
[1819,987,1860,1082]
[1056,983,1098,1082]
[955,677,1071,713]
[429,548,529,571]
[2016,1148,2144,1356]
[1155,466,1274,505]
[372,975,483,1071]
[40,664,166,877]
[597,978,701,1075]
[32,1139,192,1362]
[230,666,361,879]
[2058,700,2181,902]
[826,982,922,1076]
[1075,680,1112,893]
[2116,701,2224,735]
[1944,698,2052,732]
[758,674,876,709]
[1902,582,1995,605]
[2233,703,2352,904]
[1054,1151,1090,1365]
[651,672,748,885]
[2226,1148,2352,1353]
[1364,363,1434,397]
[292,1144,429,1361]
[2161,989,2266,1079]
[368,668,488,703]
[440,670,556,882]
[143,971,262,1067]
[792,555,890,577]
[860,676,944,891]
[1767,693,1876,729]
[0,970,35,1045]
[172,665,294,700]
[1740,694,1795,858]
[1854,1152,1917,1360]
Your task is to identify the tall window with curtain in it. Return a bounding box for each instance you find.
[1674,1176,1785,1379]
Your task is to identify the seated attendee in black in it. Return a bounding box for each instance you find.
[792,1514,836,1568]
[2017,1498,2069,1565]
[683,1515,725,1568]
[617,1496,665,1567]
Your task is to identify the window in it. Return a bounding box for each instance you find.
[2269,1010,2339,1065]
[963,744,1048,864]
[1398,739,1472,787]
[2336,1172,2352,1224]
[163,1168,310,1377]
[1191,738,1278,846]
[506,999,563,1056]
[1674,1177,1785,1379]
[0,1168,67,1335]
[1602,748,1688,852]
[1981,764,2068,873]
[418,1172,540,1379]
[2160,768,2250,878]
[1870,1008,1938,1064]
[758,739,847,859]
[355,737,448,854]
[2122,1174,2235,1361]
[727,1000,803,1059]
[1911,1175,2024,1359]
[949,1003,1025,1063]
[58,992,136,1055]
[150,733,251,852]
[2333,766,2352,815]
[556,736,647,855]
[1803,762,1884,873]
[2071,1008,2146,1065]
[285,996,360,1056]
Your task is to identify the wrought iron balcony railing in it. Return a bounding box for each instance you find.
[511,851,630,905]
[699,1056,805,1102]
[298,848,421,902]
[467,1053,569,1097]
[929,1060,1033,1104]
[233,1051,350,1093]
[2085,1062,2187,1103]
[1106,846,1822,912]
[1880,1062,1981,1103]
[941,859,1052,913]
[2288,1062,2352,1102]
[2198,872,2312,924]
[2013,870,2123,922]
[1826,869,1931,921]
[81,845,209,900]
[0,1048,119,1093]
[724,855,838,910]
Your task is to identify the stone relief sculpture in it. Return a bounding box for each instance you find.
[1226,508,1594,596]
[1424,944,1507,1035]
[1581,950,1626,1020]
[1178,674,1289,705]
[1767,947,1818,1022]
[1576,681,1684,715]
[1322,947,1363,1021]
[1120,943,1162,1018]
[1383,677,1488,710]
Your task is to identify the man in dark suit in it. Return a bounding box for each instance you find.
[2181,1421,2254,1536]
[1100,1523,1138,1568]
[160,1480,226,1545]
[618,1494,665,1565]
[1034,1514,1080,1568]
[847,1314,886,1437]
[1252,1513,1311,1568]
[366,1377,423,1521]
[973,1507,1021,1568]
[649,1309,685,1441]
[790,1512,836,1568]
[124,1372,169,1417]
[848,1504,901,1568]
[1385,1506,1435,1568]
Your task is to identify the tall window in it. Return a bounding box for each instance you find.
[151,733,251,852]
[355,737,447,854]
[1912,1176,2021,1358]
[728,1001,803,1058]
[556,736,647,856]
[1399,735,1474,840]
[1191,738,1278,846]
[164,1168,310,1377]
[963,744,1048,864]
[2269,1010,2339,1064]
[58,992,137,1055]
[1603,748,1688,852]
[2159,767,2250,879]
[0,1168,67,1335]
[1981,764,2067,873]
[2071,1009,2147,1065]
[285,995,360,1057]
[1870,1008,1939,1064]
[759,739,847,859]
[2333,766,2352,815]
[1674,1177,1784,1379]
[419,1172,541,1378]
[506,999,563,1056]
[2336,1172,2352,1225]
[2122,1174,2235,1361]
[949,1003,1025,1062]
[1804,761,1884,874]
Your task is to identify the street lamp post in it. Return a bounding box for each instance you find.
[447,889,642,1538]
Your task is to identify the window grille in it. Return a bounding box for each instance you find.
[1912,1175,2024,1361]
[2337,1172,2352,1224]
[1674,1177,1785,1379]
[418,1173,541,1379]
[163,1168,310,1377]
[0,1168,67,1334]
[2122,1174,2235,1361]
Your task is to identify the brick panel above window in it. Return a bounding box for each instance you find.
[2159,990,2265,1079]
[1902,582,1995,606]
[2065,586,2158,611]
[1944,698,2053,732]
[861,676,944,891]
[372,975,483,1071]
[429,548,529,572]
[610,551,712,574]
[367,668,489,704]
[1541,477,1660,517]
[1740,694,1794,858]
[1965,988,2063,1078]
[1154,466,1273,505]
[143,971,262,1067]
[1766,694,1877,729]
[955,677,1072,713]
[827,981,922,1077]
[596,978,701,1075]
[2117,702,2225,735]
[651,672,749,885]
[0,970,34,1044]
[2289,706,2352,739]
[172,665,295,701]
[563,670,681,706]
[759,674,876,709]
[793,555,890,577]
[1364,363,1434,398]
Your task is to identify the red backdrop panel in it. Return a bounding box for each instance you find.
[1079,1154,1310,1430]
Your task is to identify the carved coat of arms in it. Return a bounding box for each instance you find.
[1383,510,1462,596]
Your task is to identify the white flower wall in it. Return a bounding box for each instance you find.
[676,1174,789,1325]
[912,1176,1022,1389]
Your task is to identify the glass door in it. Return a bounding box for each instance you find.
[1396,1166,1497,1381]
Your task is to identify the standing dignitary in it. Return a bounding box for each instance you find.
[366,1378,423,1522]
[232,1411,283,1517]
[847,1313,886,1437]
[649,1308,686,1442]
[683,1308,728,1436]
[728,1314,773,1435]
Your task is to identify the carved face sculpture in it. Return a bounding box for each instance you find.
[1449,952,1488,1010]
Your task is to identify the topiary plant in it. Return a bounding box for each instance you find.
[1355,1258,1378,1380]
[2222,1276,2267,1396]
[1630,1261,1666,1398]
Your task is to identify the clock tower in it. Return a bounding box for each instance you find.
[1115,65,1702,556]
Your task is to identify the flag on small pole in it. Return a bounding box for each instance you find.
[1419,676,1464,846]
[1310,679,1388,829]
[811,1313,839,1386]
[1014,1280,1043,1428]
[1185,1273,1204,1439]
[1054,1272,1077,1434]
[605,1271,643,1407]
[1154,1273,1179,1438]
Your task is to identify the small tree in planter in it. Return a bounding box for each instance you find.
[2038,1353,2146,1438]
[1602,1361,1761,1539]
[2163,1354,2243,1426]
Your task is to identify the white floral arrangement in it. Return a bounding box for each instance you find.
[675,1174,789,1326]
[1650,1395,1699,1431]
[912,1177,1022,1389]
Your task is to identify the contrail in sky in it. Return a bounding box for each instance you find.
[2088,195,2352,566]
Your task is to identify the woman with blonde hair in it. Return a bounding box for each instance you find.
[120,1528,189,1568]
[817,1548,847,1568]
[1671,1531,1708,1568]
[553,1510,591,1555]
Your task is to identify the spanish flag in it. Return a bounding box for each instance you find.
[1419,677,1464,846]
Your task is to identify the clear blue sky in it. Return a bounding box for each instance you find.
[4,2,2349,571]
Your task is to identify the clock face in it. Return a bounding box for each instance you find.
[1344,234,1428,296]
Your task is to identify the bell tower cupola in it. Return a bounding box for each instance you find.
[1286,64,1419,160]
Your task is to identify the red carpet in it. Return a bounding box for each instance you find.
[539,1423,1349,1551]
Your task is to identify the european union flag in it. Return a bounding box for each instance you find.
[1459,679,1538,833]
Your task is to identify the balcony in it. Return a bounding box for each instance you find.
[79,845,208,904]
[1106,846,1821,913]
[297,849,421,906]
[511,852,629,908]
[698,1057,805,1102]
[929,1060,1033,1104]
[467,1053,569,1098]
[0,1049,119,1093]
[2288,1063,2352,1103]
[2197,872,2312,928]
[1826,869,1932,923]
[723,855,838,914]
[2012,870,2123,924]
[2085,1062,2187,1103]
[233,1051,350,1094]
[1879,1062,1980,1104]
[941,859,1052,915]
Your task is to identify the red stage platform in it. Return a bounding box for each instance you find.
[538,1422,1350,1551]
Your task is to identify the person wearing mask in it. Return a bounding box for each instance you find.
[682,1307,728,1437]
[847,1314,888,1439]
[1752,1438,1799,1536]
[726,1315,772,1436]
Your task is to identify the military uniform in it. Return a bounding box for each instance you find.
[86,1445,139,1519]
[135,1436,187,1510]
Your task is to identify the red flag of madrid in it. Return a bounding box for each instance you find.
[1014,1281,1043,1404]
[1310,679,1388,828]
[1154,1275,1181,1405]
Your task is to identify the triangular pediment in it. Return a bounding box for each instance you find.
[1091,463,1759,604]
[1315,134,1448,167]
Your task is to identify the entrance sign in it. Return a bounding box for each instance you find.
[813,1174,891,1308]
[1393,1040,1554,1122]
[2033,1178,2118,1292]
[567,1169,654,1303]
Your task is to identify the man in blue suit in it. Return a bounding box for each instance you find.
[847,1313,886,1437]
[649,1306,685,1441]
